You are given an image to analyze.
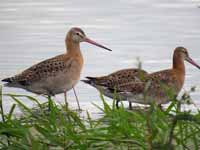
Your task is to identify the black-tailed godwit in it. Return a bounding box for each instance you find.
[82,47,200,109]
[2,27,112,110]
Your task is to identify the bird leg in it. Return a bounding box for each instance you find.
[116,100,119,109]
[47,95,51,111]
[158,104,163,111]
[129,102,133,110]
[64,92,68,109]
[72,87,81,111]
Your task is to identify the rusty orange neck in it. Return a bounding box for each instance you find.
[172,52,185,88]
[65,36,81,56]
[64,36,84,66]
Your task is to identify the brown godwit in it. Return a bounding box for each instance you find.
[82,47,200,108]
[2,27,112,110]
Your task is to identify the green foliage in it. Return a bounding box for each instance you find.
[0,86,200,150]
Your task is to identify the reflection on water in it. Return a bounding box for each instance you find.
[0,0,200,116]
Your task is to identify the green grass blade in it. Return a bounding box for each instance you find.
[6,104,16,121]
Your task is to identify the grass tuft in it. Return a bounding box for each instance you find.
[0,87,200,149]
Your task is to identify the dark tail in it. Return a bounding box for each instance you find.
[81,76,98,86]
[2,78,12,83]
[81,79,92,85]
[85,76,97,80]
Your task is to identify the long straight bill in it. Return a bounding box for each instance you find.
[186,57,200,69]
[84,37,112,51]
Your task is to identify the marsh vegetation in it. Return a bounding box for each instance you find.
[0,86,200,150]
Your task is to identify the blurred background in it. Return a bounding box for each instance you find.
[0,0,200,115]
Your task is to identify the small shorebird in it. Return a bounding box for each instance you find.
[82,47,200,108]
[2,27,112,110]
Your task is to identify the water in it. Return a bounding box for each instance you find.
[0,0,200,116]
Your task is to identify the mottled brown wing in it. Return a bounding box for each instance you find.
[111,80,146,94]
[147,69,178,89]
[11,54,71,86]
[113,69,178,96]
[88,68,147,89]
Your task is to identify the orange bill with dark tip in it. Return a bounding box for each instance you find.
[84,37,112,51]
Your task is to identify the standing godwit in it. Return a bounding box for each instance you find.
[82,47,200,108]
[2,27,112,110]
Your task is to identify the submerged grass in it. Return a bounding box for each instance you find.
[0,86,200,150]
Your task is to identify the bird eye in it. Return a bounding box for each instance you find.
[182,49,188,56]
[76,32,80,36]
[181,49,185,53]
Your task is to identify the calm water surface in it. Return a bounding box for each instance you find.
[0,0,200,116]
